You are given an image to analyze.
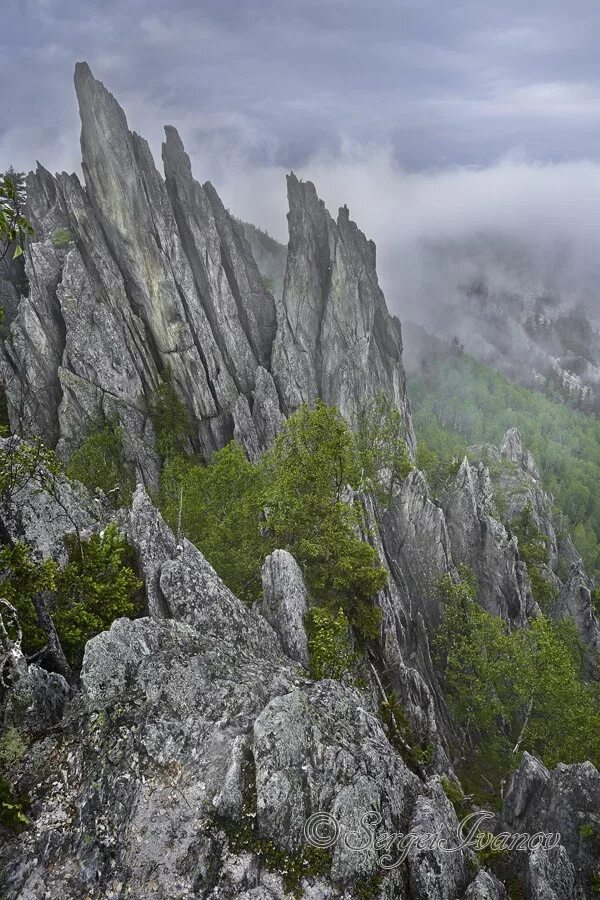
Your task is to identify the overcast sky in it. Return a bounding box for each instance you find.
[5,0,600,174]
[3,0,600,314]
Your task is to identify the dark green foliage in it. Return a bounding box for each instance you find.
[410,353,600,576]
[261,274,275,294]
[0,730,29,831]
[511,506,549,567]
[510,506,558,609]
[475,833,510,868]
[591,587,600,619]
[0,169,33,263]
[0,385,9,430]
[0,434,59,504]
[527,566,558,611]
[353,872,384,900]
[415,433,464,496]
[435,568,600,805]
[440,774,472,820]
[263,401,387,642]
[0,542,57,654]
[355,392,413,502]
[158,400,399,676]
[158,444,268,605]
[66,418,134,508]
[0,775,28,830]
[53,524,143,665]
[305,606,354,680]
[0,526,142,666]
[149,368,192,462]
[379,690,434,773]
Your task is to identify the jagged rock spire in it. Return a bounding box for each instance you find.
[272,173,415,454]
[1,65,416,478]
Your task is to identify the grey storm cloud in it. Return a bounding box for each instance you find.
[3,0,600,324]
[4,0,600,175]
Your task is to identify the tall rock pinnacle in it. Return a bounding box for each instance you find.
[273,174,415,454]
[0,64,415,479]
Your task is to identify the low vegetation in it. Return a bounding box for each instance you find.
[435,567,600,806]
[66,417,135,508]
[410,351,600,577]
[0,525,142,667]
[158,397,413,676]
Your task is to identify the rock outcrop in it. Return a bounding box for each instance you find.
[272,176,415,455]
[502,752,600,899]
[0,435,102,561]
[0,65,415,485]
[1,488,484,900]
[443,456,534,624]
[260,550,309,667]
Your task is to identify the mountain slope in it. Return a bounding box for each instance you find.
[1,63,600,900]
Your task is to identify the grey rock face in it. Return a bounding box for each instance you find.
[500,427,539,480]
[272,175,415,455]
[2,487,473,900]
[380,469,454,630]
[0,621,69,737]
[0,436,101,561]
[502,752,600,899]
[359,493,451,765]
[1,65,286,478]
[471,430,599,654]
[464,871,508,899]
[406,787,472,899]
[443,457,534,624]
[0,239,66,446]
[260,550,309,667]
[128,484,178,618]
[74,62,237,447]
[524,846,585,900]
[162,127,276,392]
[1,65,421,485]
[556,563,600,658]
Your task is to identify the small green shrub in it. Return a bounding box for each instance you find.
[66,418,134,508]
[54,524,143,665]
[0,729,28,770]
[0,775,28,830]
[354,873,384,900]
[261,274,275,294]
[0,542,58,654]
[0,526,142,666]
[380,690,434,772]
[51,227,71,248]
[149,367,192,463]
[440,774,471,820]
[0,435,59,502]
[355,392,413,502]
[306,606,354,680]
[476,832,509,867]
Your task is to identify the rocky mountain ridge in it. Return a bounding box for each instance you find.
[0,64,599,899]
[0,62,413,484]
